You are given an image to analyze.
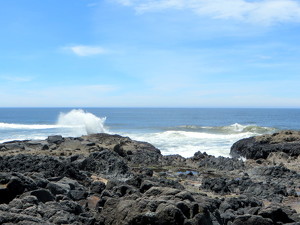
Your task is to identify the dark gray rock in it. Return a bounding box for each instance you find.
[0,154,86,181]
[79,150,130,177]
[230,130,300,159]
[232,215,273,225]
[156,204,185,225]
[30,189,55,203]
[258,204,298,224]
[46,181,70,195]
[190,151,245,171]
[90,181,106,194]
[201,175,290,202]
[47,135,64,144]
[68,190,88,201]
[0,211,44,224]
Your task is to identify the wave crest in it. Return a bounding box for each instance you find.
[177,123,276,134]
[57,109,106,135]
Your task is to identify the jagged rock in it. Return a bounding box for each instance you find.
[0,132,298,224]
[0,154,86,181]
[90,181,106,194]
[0,211,44,224]
[189,151,245,171]
[201,175,289,202]
[79,150,130,177]
[231,130,300,159]
[79,133,163,165]
[0,176,27,204]
[258,204,299,224]
[46,181,70,195]
[156,204,185,225]
[232,215,273,225]
[47,135,64,144]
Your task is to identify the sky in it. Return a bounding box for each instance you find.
[0,0,300,107]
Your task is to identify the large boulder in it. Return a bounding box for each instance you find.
[230,130,300,159]
[82,133,163,166]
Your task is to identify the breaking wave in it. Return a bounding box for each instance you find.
[124,123,277,158]
[177,123,277,134]
[0,109,107,142]
[0,123,60,130]
[57,109,107,135]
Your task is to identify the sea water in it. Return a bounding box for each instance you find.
[0,108,299,158]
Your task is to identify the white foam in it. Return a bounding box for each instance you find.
[123,130,256,158]
[57,109,107,135]
[0,122,60,130]
[0,135,49,144]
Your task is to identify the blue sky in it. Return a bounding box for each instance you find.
[0,0,300,107]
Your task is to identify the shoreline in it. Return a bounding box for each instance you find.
[0,131,299,224]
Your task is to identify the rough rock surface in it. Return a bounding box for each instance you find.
[0,132,298,224]
[230,130,300,159]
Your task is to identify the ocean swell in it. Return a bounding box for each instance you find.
[177,123,277,134]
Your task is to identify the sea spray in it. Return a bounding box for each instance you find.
[57,109,107,135]
[123,123,278,158]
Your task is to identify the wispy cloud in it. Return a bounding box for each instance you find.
[38,84,117,95]
[87,2,98,7]
[114,0,300,25]
[65,45,107,56]
[0,75,33,82]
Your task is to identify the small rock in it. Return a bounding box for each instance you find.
[30,189,55,203]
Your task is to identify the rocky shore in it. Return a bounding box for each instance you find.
[0,131,299,224]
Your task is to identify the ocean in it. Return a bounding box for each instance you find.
[0,108,299,158]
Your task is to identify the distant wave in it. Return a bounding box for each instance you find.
[0,109,107,137]
[177,123,277,134]
[0,122,61,130]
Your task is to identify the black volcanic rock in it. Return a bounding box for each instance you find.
[230,130,300,159]
[185,151,245,172]
[0,132,299,224]
[78,150,130,177]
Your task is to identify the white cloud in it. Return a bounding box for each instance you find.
[114,0,300,25]
[66,45,106,56]
[0,75,33,82]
